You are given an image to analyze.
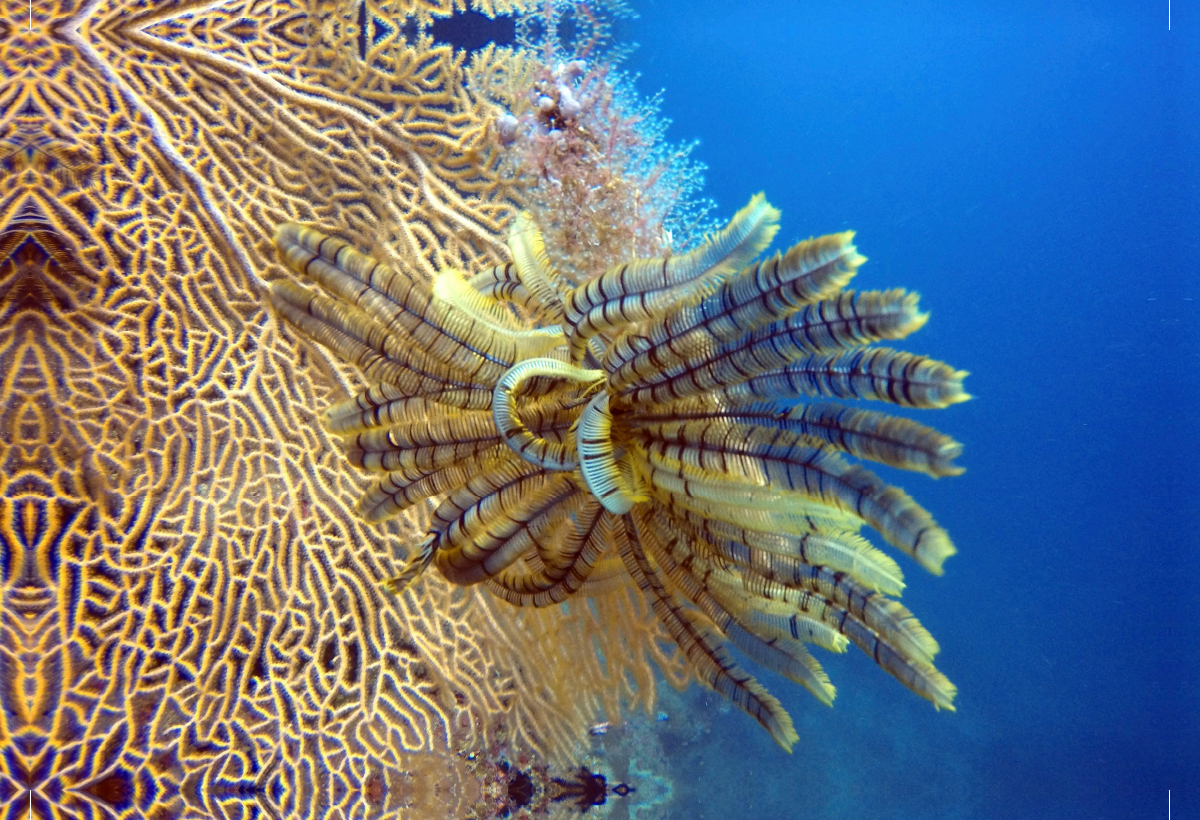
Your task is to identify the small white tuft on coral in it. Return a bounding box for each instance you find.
[557,59,586,82]
[557,85,582,118]
[497,113,520,146]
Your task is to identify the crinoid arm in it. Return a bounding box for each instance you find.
[269,193,969,751]
[563,193,781,362]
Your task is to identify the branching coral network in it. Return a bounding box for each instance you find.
[1,1,696,819]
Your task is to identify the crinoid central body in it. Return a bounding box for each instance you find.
[269,193,969,750]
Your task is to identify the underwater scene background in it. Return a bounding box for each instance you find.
[622,2,1198,818]
[1,1,1195,820]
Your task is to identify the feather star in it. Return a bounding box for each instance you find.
[269,193,971,751]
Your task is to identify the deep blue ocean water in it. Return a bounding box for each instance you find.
[607,3,1198,819]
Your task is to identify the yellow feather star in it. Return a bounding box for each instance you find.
[269,194,971,751]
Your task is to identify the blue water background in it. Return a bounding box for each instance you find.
[617,2,1198,818]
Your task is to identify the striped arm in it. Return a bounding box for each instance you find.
[629,398,964,477]
[611,289,929,398]
[349,408,497,452]
[639,450,867,533]
[346,438,501,476]
[484,500,613,606]
[562,194,780,361]
[383,534,439,594]
[274,223,519,378]
[621,347,969,409]
[577,391,645,514]
[644,482,905,595]
[355,445,510,522]
[432,270,566,360]
[468,263,540,314]
[435,472,579,585]
[508,212,568,322]
[617,513,800,751]
[270,282,493,392]
[602,231,863,379]
[672,506,940,666]
[636,507,837,706]
[491,358,604,470]
[324,390,493,433]
[633,419,957,575]
[670,510,950,708]
[737,570,956,711]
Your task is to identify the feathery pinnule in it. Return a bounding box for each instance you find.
[324,392,489,433]
[675,508,945,682]
[563,193,780,361]
[355,445,512,522]
[432,472,574,585]
[601,231,864,381]
[757,289,928,350]
[436,473,580,585]
[638,449,870,537]
[468,263,540,314]
[629,397,964,477]
[509,212,568,322]
[350,408,497,452]
[572,562,638,598]
[272,190,969,752]
[612,289,929,401]
[437,269,530,329]
[737,604,852,656]
[688,231,865,335]
[737,571,956,710]
[633,418,956,574]
[779,402,964,476]
[660,500,941,670]
[347,437,503,476]
[702,347,971,410]
[736,555,942,669]
[275,224,529,379]
[674,553,848,670]
[681,544,855,655]
[433,270,566,360]
[641,455,860,520]
[485,499,611,606]
[270,282,488,392]
[636,507,838,706]
[381,458,545,594]
[661,502,906,596]
[617,513,800,751]
[426,457,545,526]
